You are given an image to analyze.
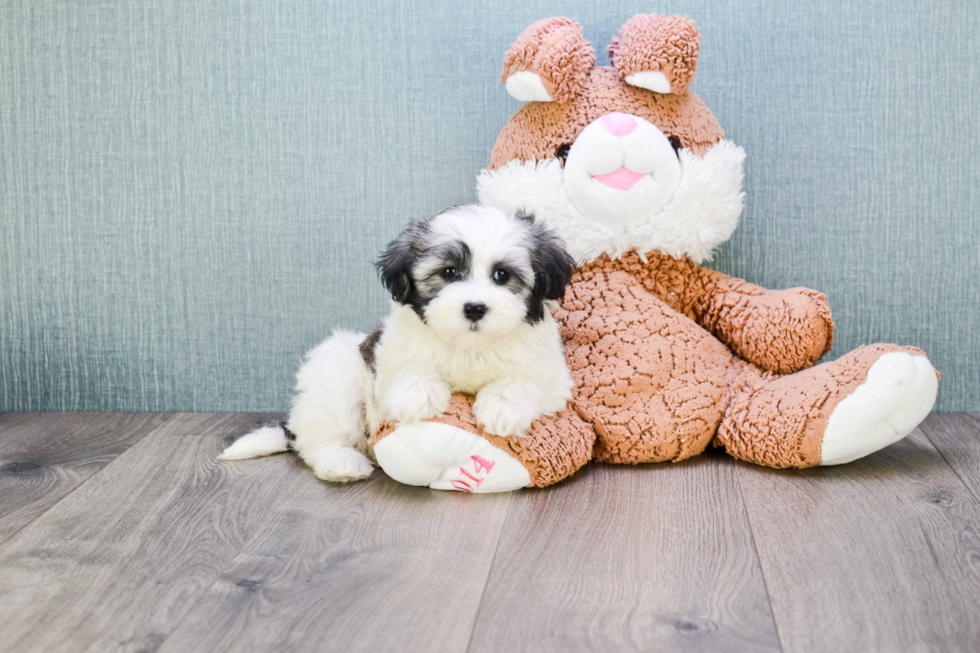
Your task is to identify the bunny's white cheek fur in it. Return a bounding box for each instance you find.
[478,138,746,265]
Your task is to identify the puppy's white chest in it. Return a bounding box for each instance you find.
[437,349,509,394]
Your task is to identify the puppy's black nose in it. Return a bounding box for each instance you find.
[463,302,487,322]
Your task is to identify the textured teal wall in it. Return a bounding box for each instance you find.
[1,0,977,412]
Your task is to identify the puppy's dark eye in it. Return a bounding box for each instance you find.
[441,267,457,280]
[667,136,682,155]
[492,268,509,285]
[555,144,572,166]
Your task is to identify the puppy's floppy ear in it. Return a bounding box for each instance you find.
[376,221,426,303]
[523,211,576,302]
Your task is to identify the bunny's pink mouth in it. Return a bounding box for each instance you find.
[592,167,646,190]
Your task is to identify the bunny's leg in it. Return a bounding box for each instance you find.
[718,345,938,468]
[371,396,595,492]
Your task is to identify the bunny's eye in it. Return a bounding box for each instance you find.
[555,144,572,165]
[667,136,682,155]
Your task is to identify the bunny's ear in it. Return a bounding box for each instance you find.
[608,14,700,95]
[501,17,595,103]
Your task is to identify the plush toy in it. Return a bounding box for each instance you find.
[370,15,939,492]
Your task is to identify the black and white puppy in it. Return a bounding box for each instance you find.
[221,205,575,482]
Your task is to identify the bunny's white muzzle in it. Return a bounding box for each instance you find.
[563,112,682,230]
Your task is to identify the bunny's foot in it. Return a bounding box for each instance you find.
[371,395,595,492]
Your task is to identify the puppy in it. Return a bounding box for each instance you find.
[221,205,576,482]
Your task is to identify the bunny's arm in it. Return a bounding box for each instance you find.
[589,252,834,374]
[689,269,834,374]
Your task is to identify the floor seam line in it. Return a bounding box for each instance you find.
[149,414,307,653]
[733,461,789,653]
[0,413,171,550]
[918,420,980,506]
[463,492,515,653]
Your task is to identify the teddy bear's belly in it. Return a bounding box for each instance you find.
[557,269,744,464]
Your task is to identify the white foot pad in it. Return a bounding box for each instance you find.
[821,352,938,465]
[374,422,530,493]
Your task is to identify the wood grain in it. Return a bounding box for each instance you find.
[736,429,980,653]
[4,412,980,652]
[156,472,513,653]
[0,412,170,545]
[467,451,781,653]
[919,413,980,502]
[0,412,295,653]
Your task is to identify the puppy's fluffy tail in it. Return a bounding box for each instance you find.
[219,423,293,460]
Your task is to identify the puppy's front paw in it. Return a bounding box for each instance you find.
[474,389,534,438]
[384,375,451,423]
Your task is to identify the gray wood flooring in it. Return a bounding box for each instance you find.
[0,412,977,653]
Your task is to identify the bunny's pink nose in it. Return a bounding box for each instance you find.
[601,112,637,137]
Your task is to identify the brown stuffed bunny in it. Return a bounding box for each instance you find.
[371,15,939,492]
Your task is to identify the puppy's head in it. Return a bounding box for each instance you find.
[377,205,575,348]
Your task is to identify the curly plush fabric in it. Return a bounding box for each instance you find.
[609,14,700,93]
[581,251,835,374]
[371,395,595,488]
[717,344,929,467]
[500,17,595,103]
[558,265,742,464]
[489,67,724,168]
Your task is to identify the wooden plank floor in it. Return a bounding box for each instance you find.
[0,412,977,653]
